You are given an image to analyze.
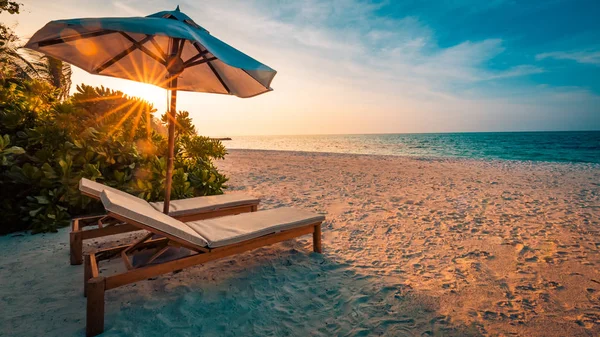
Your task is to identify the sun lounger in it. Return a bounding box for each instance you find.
[84,189,324,336]
[70,178,260,265]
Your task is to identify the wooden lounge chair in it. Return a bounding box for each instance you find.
[70,178,260,265]
[85,189,324,336]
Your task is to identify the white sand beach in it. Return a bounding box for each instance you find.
[1,149,600,336]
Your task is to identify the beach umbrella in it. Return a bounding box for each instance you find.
[25,6,276,213]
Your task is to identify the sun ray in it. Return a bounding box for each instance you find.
[103,100,144,142]
[162,106,185,134]
[94,99,136,123]
[129,102,145,141]
[128,49,145,84]
[76,94,126,103]
[101,43,173,90]
[146,107,153,139]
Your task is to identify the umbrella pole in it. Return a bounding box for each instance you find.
[163,77,177,214]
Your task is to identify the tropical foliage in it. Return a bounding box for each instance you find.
[1,24,72,99]
[0,1,21,14]
[0,76,228,234]
[0,9,229,233]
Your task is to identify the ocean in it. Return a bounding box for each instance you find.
[225,131,600,164]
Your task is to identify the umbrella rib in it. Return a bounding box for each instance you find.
[183,50,210,67]
[37,30,116,47]
[184,57,217,68]
[190,42,231,94]
[119,32,166,65]
[149,37,167,60]
[94,35,154,73]
[176,39,185,59]
[207,61,231,94]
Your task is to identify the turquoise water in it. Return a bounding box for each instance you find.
[227,131,600,164]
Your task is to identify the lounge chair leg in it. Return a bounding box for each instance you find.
[86,277,106,337]
[70,229,83,265]
[313,224,322,253]
[251,205,258,212]
[84,254,92,297]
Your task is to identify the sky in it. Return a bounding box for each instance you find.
[2,0,600,136]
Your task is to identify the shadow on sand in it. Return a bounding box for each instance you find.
[0,229,481,336]
[103,241,481,336]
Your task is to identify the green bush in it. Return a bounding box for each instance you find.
[0,77,228,234]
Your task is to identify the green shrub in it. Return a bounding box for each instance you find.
[0,78,228,234]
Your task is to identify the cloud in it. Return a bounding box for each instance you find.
[536,50,600,66]
[112,1,146,16]
[166,0,597,134]
[15,0,596,134]
[185,0,542,97]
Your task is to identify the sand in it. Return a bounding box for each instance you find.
[1,149,599,336]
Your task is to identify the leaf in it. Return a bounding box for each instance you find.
[3,146,25,155]
[41,163,57,179]
[58,159,69,173]
[29,208,44,217]
[0,79,229,234]
[34,196,50,204]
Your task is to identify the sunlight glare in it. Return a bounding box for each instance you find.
[119,81,166,111]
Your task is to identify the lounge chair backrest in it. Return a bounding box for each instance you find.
[100,190,209,247]
[79,178,126,199]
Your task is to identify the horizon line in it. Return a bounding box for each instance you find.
[216,129,600,138]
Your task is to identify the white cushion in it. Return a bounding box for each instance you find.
[81,178,260,217]
[79,178,124,199]
[100,190,209,247]
[186,207,325,248]
[149,194,260,217]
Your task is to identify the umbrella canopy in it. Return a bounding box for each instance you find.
[25,6,276,97]
[25,6,276,213]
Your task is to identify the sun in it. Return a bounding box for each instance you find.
[72,66,170,113]
[119,81,167,108]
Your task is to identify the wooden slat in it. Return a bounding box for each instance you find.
[89,254,99,278]
[95,237,167,256]
[120,233,154,270]
[73,214,106,227]
[145,246,170,266]
[80,223,140,240]
[105,224,317,290]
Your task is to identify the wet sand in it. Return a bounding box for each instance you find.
[1,149,599,336]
